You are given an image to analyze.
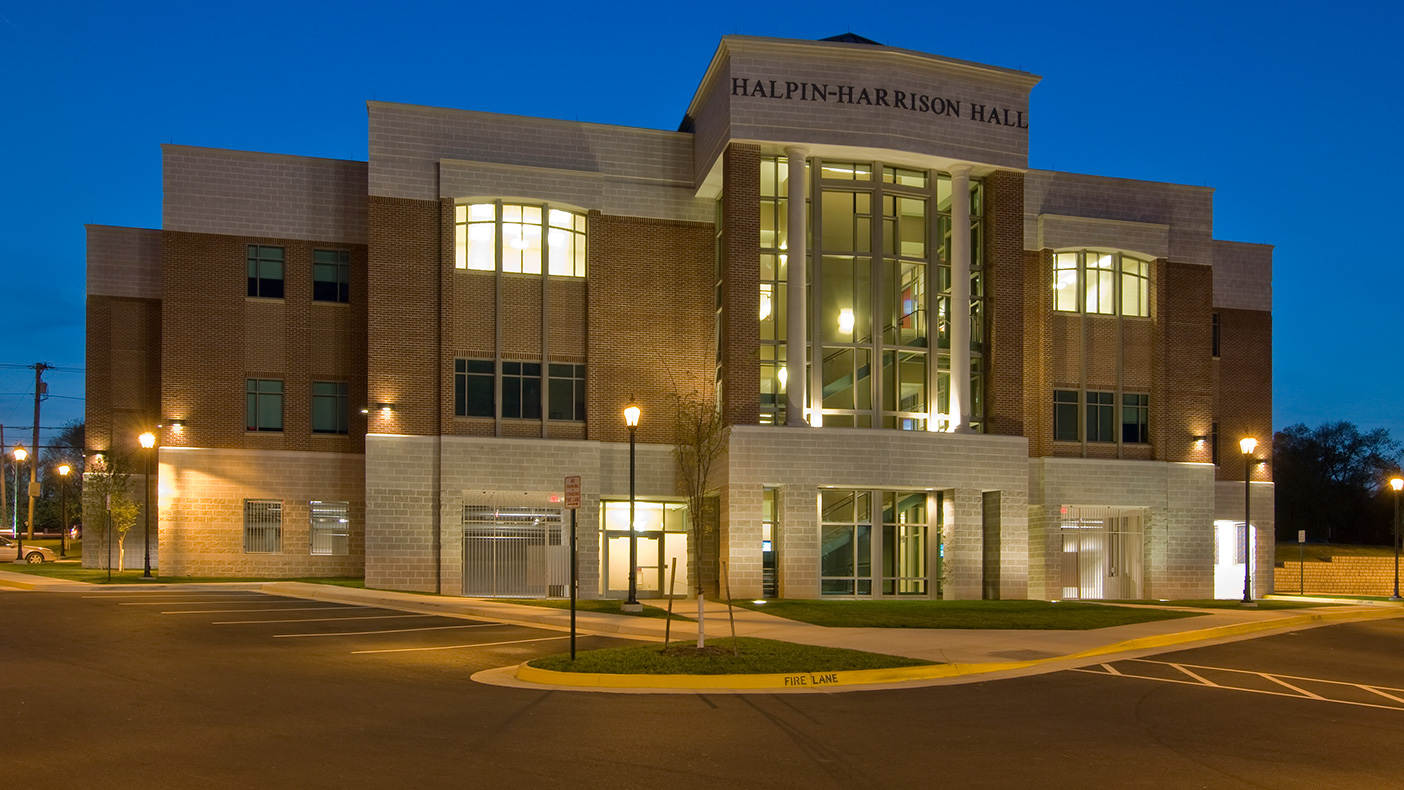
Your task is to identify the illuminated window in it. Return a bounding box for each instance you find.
[247,245,284,298]
[313,250,350,303]
[309,501,349,556]
[245,379,283,432]
[1052,251,1151,317]
[454,202,586,277]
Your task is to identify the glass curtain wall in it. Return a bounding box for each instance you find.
[759,156,985,430]
[821,488,936,597]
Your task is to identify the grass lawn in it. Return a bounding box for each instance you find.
[731,599,1204,630]
[530,636,931,674]
[1102,598,1327,610]
[494,598,691,621]
[0,563,364,587]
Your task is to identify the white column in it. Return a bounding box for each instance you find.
[949,164,972,432]
[784,146,809,426]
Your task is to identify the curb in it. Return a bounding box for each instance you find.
[510,606,1404,692]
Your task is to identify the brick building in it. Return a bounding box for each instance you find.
[85,34,1274,600]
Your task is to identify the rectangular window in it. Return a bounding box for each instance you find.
[1053,253,1079,312]
[246,379,284,432]
[311,381,348,434]
[1122,393,1149,444]
[309,501,349,556]
[1211,422,1219,466]
[1120,257,1149,317]
[820,489,872,596]
[244,499,282,553]
[247,245,284,298]
[454,359,494,417]
[1212,313,1221,357]
[1086,391,1115,442]
[313,250,350,303]
[1085,253,1116,315]
[1054,390,1080,441]
[454,203,586,277]
[547,364,586,421]
[502,362,542,419]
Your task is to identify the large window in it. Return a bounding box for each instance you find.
[244,499,282,553]
[821,489,933,597]
[455,359,493,418]
[1053,390,1079,441]
[502,362,542,419]
[313,250,350,303]
[1086,391,1115,443]
[548,364,585,421]
[454,202,586,277]
[1122,393,1149,444]
[821,490,872,596]
[1052,250,1151,318]
[246,379,283,432]
[765,157,980,432]
[312,381,348,434]
[247,245,284,298]
[309,501,349,556]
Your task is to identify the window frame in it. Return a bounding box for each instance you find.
[547,363,586,422]
[453,202,587,278]
[245,378,284,432]
[247,245,285,299]
[1051,250,1151,318]
[1122,393,1150,444]
[1053,390,1080,442]
[1086,390,1116,443]
[454,359,494,418]
[309,500,349,556]
[312,249,350,303]
[311,381,349,435]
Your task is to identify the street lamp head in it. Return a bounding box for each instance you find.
[138,432,156,449]
[13,445,26,462]
[1391,477,1403,492]
[623,397,640,429]
[1239,437,1257,455]
[57,464,71,477]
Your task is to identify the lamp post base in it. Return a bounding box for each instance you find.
[620,602,643,613]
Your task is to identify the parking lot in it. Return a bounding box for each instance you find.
[67,588,635,670]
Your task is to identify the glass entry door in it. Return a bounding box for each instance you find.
[601,501,689,598]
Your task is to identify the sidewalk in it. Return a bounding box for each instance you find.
[5,568,1400,692]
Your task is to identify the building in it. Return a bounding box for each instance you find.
[85,33,1274,601]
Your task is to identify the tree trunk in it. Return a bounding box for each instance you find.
[696,592,706,648]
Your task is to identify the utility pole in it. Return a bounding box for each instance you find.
[0,424,7,540]
[26,363,47,541]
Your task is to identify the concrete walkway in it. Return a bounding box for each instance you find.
[5,568,1401,691]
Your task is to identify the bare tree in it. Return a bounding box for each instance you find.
[672,387,726,648]
[82,453,138,571]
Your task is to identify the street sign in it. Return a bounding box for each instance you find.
[564,476,581,510]
[1298,530,1306,544]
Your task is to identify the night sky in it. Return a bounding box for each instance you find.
[3,0,1399,450]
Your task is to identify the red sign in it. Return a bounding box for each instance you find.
[564,476,581,510]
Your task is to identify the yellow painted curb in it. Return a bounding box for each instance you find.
[514,606,1403,691]
[516,659,1039,690]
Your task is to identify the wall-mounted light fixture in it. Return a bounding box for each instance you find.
[360,403,396,415]
[166,418,186,431]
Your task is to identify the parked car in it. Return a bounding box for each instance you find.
[0,536,56,564]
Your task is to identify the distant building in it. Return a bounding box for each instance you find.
[85,34,1273,600]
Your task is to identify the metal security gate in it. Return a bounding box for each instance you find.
[462,504,566,598]
[1060,506,1144,600]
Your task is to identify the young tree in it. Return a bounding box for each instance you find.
[672,387,727,648]
[82,453,139,570]
[1274,422,1402,544]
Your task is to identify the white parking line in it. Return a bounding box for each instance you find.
[352,635,572,655]
[275,623,504,638]
[213,614,437,625]
[161,606,349,615]
[1074,660,1404,713]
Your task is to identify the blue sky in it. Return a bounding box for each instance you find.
[2,0,1399,448]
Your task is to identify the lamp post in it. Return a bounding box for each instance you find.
[1390,477,1403,602]
[11,445,25,561]
[139,432,155,578]
[57,464,71,558]
[1240,437,1257,606]
[623,397,641,610]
